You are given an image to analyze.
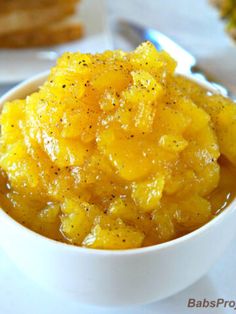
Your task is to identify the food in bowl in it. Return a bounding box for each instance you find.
[0,42,235,250]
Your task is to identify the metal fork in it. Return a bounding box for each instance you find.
[117,19,234,98]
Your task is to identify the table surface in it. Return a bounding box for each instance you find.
[1,0,236,313]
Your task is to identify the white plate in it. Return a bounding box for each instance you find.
[0,0,112,84]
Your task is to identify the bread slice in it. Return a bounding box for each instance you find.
[0,15,83,48]
[0,0,78,13]
[0,1,78,35]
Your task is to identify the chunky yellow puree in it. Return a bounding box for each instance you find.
[0,42,236,249]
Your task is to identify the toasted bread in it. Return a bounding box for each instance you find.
[0,1,78,35]
[0,0,79,13]
[0,16,83,48]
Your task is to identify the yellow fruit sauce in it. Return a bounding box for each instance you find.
[0,42,236,249]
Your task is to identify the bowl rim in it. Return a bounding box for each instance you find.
[0,71,235,256]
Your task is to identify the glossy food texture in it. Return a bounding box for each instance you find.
[0,42,235,249]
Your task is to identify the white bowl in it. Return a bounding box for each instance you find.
[0,72,235,307]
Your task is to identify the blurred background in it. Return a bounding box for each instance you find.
[0,0,236,95]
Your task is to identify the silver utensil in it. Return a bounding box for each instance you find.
[117,20,233,98]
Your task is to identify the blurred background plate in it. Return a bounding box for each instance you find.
[0,0,111,85]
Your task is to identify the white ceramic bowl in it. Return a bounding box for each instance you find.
[0,72,236,307]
